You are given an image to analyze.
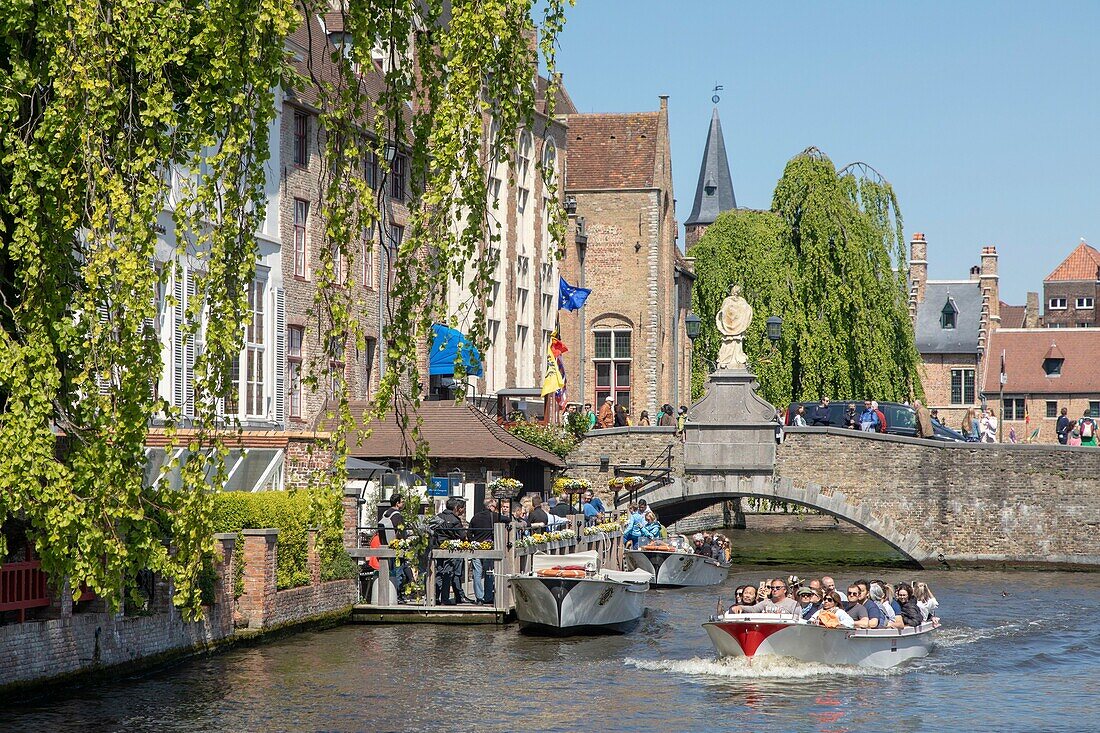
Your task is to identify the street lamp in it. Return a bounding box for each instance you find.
[685,312,702,341]
[766,315,783,344]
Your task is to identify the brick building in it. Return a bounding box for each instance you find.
[683,106,737,248]
[441,75,574,409]
[984,328,1100,443]
[1042,240,1100,328]
[558,96,694,420]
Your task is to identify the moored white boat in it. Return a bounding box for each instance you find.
[703,613,938,669]
[510,551,651,635]
[625,547,729,588]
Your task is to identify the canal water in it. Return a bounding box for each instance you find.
[4,529,1099,733]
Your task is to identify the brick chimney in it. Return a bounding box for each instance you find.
[980,246,1000,328]
[1025,291,1040,328]
[969,265,981,281]
[908,233,927,317]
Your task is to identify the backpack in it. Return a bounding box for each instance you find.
[1082,419,1095,439]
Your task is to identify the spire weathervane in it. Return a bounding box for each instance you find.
[712,84,723,104]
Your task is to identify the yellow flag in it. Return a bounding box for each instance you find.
[541,340,565,396]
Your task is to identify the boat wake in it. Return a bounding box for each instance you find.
[624,655,900,680]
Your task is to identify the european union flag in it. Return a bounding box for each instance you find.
[558,276,591,312]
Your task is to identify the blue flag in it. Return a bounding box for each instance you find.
[558,276,591,312]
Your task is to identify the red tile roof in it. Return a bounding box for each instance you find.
[983,329,1100,395]
[341,401,565,467]
[1045,242,1100,282]
[565,112,659,190]
[1000,302,1026,329]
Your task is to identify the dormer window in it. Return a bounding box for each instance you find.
[940,298,958,329]
[1043,357,1064,376]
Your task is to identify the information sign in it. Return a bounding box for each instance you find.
[428,476,450,497]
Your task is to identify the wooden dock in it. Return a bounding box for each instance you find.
[350,603,511,624]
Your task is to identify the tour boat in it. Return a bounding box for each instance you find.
[702,613,939,669]
[624,543,729,588]
[509,550,651,635]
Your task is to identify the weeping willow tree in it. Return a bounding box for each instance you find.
[0,0,570,618]
[689,147,923,407]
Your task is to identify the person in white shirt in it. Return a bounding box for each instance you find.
[913,581,939,621]
[810,592,855,629]
[731,579,800,616]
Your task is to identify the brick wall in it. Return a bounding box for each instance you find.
[564,427,682,504]
[1043,281,1098,327]
[776,429,1100,565]
[918,352,981,428]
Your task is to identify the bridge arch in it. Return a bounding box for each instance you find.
[639,475,936,567]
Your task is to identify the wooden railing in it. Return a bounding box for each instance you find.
[0,560,50,622]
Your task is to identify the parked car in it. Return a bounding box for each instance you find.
[784,401,966,442]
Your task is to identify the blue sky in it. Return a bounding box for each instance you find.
[553,1,1100,303]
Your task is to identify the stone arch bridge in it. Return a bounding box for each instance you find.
[565,425,1100,569]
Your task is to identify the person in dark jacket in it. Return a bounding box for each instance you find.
[468,498,498,604]
[527,497,549,529]
[1057,407,1072,445]
[614,402,628,427]
[810,397,831,426]
[843,403,858,430]
[888,583,925,628]
[657,403,675,427]
[434,498,466,605]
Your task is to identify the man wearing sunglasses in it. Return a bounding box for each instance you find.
[730,579,800,616]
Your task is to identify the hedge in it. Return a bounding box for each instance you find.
[211,490,356,591]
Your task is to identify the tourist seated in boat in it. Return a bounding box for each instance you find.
[809,592,855,629]
[844,584,879,629]
[913,581,939,621]
[821,576,846,601]
[738,584,758,607]
[788,574,804,594]
[729,579,800,616]
[887,583,924,628]
[795,586,821,620]
[640,511,664,540]
[868,582,896,624]
[855,580,890,628]
[807,577,824,598]
[622,503,646,548]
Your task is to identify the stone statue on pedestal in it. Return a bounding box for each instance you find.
[715,284,753,370]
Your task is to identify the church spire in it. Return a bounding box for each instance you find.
[684,106,736,246]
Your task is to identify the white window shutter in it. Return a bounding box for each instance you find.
[273,288,286,425]
[96,304,112,395]
[184,270,197,418]
[172,269,186,411]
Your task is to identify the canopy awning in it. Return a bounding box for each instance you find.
[429,324,483,377]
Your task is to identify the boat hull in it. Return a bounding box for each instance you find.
[625,550,729,588]
[510,576,648,635]
[703,614,937,669]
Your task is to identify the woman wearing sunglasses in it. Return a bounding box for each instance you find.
[810,591,855,629]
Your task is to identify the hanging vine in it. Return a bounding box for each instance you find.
[0,0,571,618]
[689,147,923,407]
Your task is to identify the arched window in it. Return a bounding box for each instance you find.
[517,131,533,213]
[542,139,558,188]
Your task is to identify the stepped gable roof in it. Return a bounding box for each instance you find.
[565,112,659,190]
[1045,241,1100,282]
[984,329,1100,395]
[684,106,737,227]
[537,76,577,116]
[342,400,565,467]
[1000,302,1027,329]
[914,281,982,354]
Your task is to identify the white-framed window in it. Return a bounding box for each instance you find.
[1079,322,1091,328]
[1090,400,1100,417]
[1077,297,1094,309]
[226,277,267,418]
[517,188,529,214]
[517,131,532,214]
[593,328,632,408]
[1049,297,1067,310]
[542,139,558,191]
[517,287,529,315]
[1049,322,1067,328]
[950,368,975,405]
[287,325,304,419]
[541,293,553,317]
[517,255,530,279]
[293,199,309,278]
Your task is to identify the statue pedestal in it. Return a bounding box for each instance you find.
[683,369,777,474]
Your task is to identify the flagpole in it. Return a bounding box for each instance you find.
[578,251,586,407]
[999,349,1005,444]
